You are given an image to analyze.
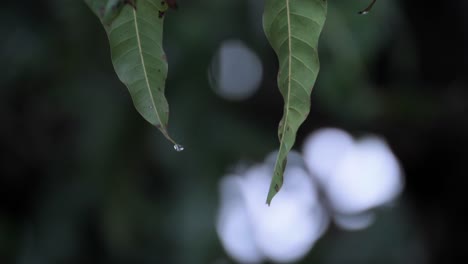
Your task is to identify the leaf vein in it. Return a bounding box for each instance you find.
[291,55,316,75]
[109,18,134,34]
[113,46,138,62]
[290,12,320,27]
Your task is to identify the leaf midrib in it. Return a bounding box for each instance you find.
[269,0,292,204]
[284,0,292,142]
[280,0,292,150]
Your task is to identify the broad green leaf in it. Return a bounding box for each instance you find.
[263,0,327,205]
[84,0,179,146]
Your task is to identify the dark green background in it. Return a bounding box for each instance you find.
[1,0,467,263]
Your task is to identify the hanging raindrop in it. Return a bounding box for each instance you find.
[174,144,184,152]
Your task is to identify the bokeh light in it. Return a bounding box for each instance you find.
[217,176,262,264]
[208,39,263,101]
[333,212,376,231]
[302,128,354,186]
[302,128,404,223]
[216,152,328,263]
[218,128,405,261]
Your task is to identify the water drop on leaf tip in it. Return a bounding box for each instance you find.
[174,144,184,152]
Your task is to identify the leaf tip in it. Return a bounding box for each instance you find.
[266,185,280,206]
[155,124,181,147]
[358,0,377,15]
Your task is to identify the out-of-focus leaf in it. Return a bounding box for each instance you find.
[263,0,327,205]
[84,0,178,145]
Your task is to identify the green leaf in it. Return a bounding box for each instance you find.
[263,0,327,205]
[84,0,178,145]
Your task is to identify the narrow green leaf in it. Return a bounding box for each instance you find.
[263,0,327,205]
[84,0,178,145]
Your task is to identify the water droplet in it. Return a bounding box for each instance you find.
[173,144,184,152]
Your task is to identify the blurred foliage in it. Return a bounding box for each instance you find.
[1,0,467,264]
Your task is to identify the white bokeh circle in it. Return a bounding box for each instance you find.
[216,152,328,263]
